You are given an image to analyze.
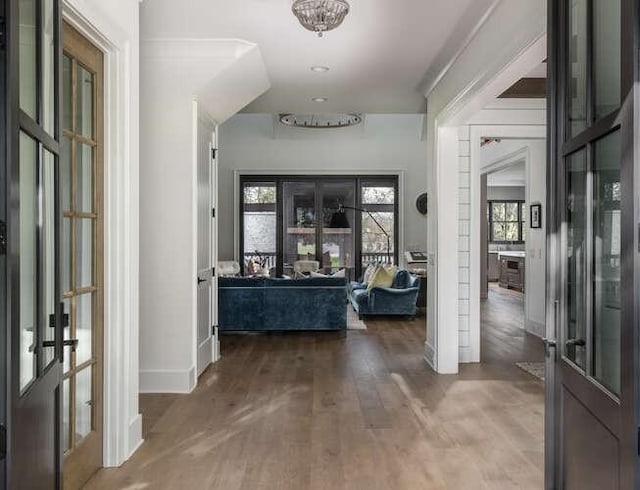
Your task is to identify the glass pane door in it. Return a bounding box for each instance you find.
[360,180,396,267]
[242,182,277,275]
[283,181,316,274]
[321,181,355,274]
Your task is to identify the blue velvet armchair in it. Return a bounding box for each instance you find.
[348,269,420,318]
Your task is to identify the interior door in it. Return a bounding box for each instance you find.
[196,109,215,375]
[546,0,639,487]
[8,0,63,488]
[60,21,104,490]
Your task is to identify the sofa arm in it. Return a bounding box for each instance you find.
[368,286,420,313]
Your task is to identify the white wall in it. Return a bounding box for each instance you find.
[138,10,269,393]
[487,186,525,201]
[63,0,142,466]
[218,114,429,262]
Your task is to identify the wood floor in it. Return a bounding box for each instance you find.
[85,309,544,489]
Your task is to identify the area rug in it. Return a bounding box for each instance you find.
[515,362,545,381]
[347,307,367,330]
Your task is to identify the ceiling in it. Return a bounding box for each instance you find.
[141,0,497,114]
[487,161,526,187]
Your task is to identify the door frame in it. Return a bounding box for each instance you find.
[61,1,142,466]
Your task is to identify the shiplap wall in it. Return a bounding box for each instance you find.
[458,126,472,361]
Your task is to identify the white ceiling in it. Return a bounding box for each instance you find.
[141,0,496,114]
[487,160,526,187]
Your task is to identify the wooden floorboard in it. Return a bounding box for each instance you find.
[85,302,544,490]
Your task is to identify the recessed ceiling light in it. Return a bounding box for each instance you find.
[312,97,328,103]
[311,66,330,73]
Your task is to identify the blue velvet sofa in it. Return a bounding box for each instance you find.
[348,269,420,318]
[218,276,347,331]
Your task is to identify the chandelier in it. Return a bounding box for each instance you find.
[292,0,350,37]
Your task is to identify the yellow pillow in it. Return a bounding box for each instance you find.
[366,265,397,292]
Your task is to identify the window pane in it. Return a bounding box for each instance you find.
[594,0,621,120]
[362,212,394,264]
[505,222,520,241]
[61,137,71,211]
[593,131,621,395]
[63,55,72,131]
[75,366,93,442]
[76,64,94,139]
[243,182,276,275]
[322,181,355,271]
[283,182,316,274]
[62,217,71,293]
[62,377,70,452]
[564,149,587,369]
[20,132,37,391]
[492,202,505,221]
[43,0,56,135]
[76,143,94,213]
[41,150,56,369]
[505,203,519,221]
[76,293,93,365]
[567,0,588,138]
[362,186,394,205]
[19,0,37,119]
[492,223,506,241]
[76,218,94,288]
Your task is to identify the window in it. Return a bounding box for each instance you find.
[240,175,398,278]
[488,200,525,243]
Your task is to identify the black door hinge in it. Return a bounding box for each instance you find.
[212,208,215,218]
[0,17,5,51]
[212,325,217,335]
[211,148,218,160]
[0,424,5,461]
[637,427,640,455]
[211,267,216,277]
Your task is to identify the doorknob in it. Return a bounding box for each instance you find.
[542,337,557,358]
[197,277,206,285]
[565,338,586,347]
[43,339,79,352]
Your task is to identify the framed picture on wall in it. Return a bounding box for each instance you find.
[530,203,542,229]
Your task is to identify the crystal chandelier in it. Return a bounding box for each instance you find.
[292,0,350,37]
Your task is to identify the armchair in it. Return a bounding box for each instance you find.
[349,269,420,319]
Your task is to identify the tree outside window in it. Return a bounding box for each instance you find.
[489,200,525,243]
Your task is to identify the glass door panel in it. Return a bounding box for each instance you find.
[283,181,316,272]
[567,0,588,138]
[242,182,277,275]
[361,181,396,267]
[19,0,37,118]
[592,130,621,394]
[593,0,621,120]
[563,149,588,369]
[19,132,37,391]
[322,181,355,273]
[41,150,57,369]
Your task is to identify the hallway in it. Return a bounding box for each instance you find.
[86,318,543,490]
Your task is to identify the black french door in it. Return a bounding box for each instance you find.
[3,0,63,488]
[546,0,639,487]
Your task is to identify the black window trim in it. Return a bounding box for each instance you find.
[488,199,526,244]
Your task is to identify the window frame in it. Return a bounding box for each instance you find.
[488,199,526,244]
[239,175,399,279]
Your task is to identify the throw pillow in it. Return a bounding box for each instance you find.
[362,263,378,284]
[331,268,346,278]
[367,265,398,292]
[310,270,328,278]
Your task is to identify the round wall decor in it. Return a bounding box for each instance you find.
[416,193,428,215]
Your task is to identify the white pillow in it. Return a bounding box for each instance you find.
[331,268,346,278]
[310,270,328,278]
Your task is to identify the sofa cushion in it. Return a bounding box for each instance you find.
[392,269,410,289]
[366,265,397,292]
[352,289,369,307]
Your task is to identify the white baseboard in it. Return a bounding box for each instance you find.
[197,337,213,376]
[525,320,545,339]
[459,345,478,363]
[424,341,436,371]
[127,413,143,458]
[139,367,197,394]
